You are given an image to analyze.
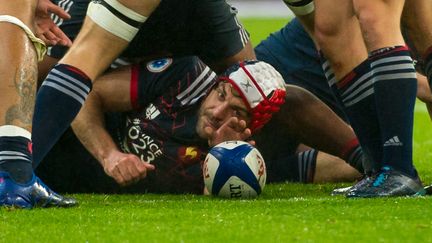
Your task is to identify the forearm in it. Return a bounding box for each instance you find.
[71,92,119,167]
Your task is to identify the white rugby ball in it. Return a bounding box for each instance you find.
[203,141,266,198]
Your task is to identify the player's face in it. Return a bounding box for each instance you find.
[196,81,251,139]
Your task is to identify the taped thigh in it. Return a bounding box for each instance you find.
[0,15,46,61]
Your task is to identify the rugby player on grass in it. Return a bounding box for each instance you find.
[2,0,256,207]
[37,57,363,194]
[34,0,255,169]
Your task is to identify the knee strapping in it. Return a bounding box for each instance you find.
[86,0,148,42]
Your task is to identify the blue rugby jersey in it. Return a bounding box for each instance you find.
[112,56,217,193]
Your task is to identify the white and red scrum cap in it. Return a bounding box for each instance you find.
[219,60,286,132]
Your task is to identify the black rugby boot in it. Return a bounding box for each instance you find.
[346,166,425,198]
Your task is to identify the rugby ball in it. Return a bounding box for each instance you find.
[203,141,266,198]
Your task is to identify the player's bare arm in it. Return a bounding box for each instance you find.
[72,65,155,186]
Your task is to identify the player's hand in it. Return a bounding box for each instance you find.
[35,0,72,46]
[206,117,252,147]
[103,150,155,186]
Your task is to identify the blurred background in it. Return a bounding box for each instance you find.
[227,0,293,18]
[224,1,292,46]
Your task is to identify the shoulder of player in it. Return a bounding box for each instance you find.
[174,57,217,106]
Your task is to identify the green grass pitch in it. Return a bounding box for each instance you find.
[1,18,432,242]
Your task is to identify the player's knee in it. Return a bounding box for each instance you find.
[314,9,361,44]
[86,0,148,42]
[313,19,341,47]
[355,8,380,31]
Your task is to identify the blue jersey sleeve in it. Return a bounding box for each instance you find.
[132,56,217,110]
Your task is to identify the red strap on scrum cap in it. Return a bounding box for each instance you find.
[220,60,286,132]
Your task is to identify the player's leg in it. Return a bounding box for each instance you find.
[402,0,432,56]
[314,0,367,79]
[314,0,422,197]
[402,0,432,93]
[270,85,366,173]
[0,0,38,187]
[314,0,384,171]
[60,0,160,79]
[32,0,160,166]
[290,145,362,184]
[313,152,362,183]
[266,147,361,184]
[348,0,423,197]
[416,74,432,119]
[266,149,331,184]
[0,0,76,208]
